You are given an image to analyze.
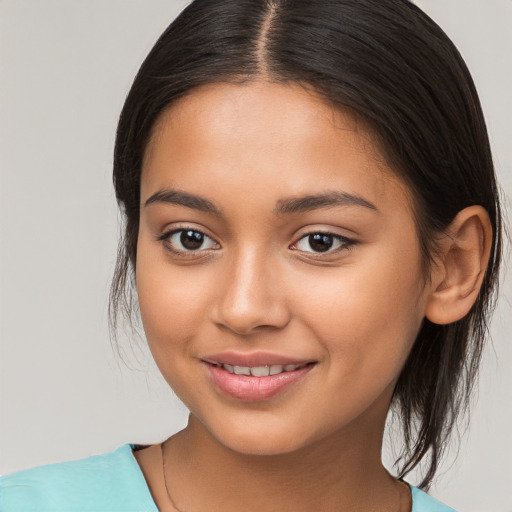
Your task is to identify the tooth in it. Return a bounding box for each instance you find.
[269,365,284,375]
[233,366,251,376]
[223,364,234,373]
[284,364,299,372]
[251,366,270,377]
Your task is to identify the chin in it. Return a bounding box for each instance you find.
[202,415,322,457]
[219,432,305,456]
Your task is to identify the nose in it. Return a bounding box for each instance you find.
[212,247,291,336]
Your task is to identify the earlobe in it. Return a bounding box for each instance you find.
[425,206,492,325]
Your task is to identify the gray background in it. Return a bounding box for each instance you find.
[1,1,510,511]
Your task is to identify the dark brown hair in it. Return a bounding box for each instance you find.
[110,0,502,488]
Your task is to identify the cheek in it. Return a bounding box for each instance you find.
[135,242,212,354]
[293,247,426,371]
[135,255,216,406]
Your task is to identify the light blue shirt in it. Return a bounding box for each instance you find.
[0,444,456,511]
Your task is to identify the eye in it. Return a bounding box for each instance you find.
[158,228,219,254]
[293,232,354,254]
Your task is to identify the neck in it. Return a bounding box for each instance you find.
[163,415,402,512]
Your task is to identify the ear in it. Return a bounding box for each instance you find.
[425,205,492,325]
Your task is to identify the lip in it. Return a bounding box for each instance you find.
[201,352,316,402]
[202,351,312,367]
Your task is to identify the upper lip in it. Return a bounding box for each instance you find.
[202,351,315,367]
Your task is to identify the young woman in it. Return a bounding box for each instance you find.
[1,1,504,511]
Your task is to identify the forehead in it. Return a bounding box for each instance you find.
[142,81,412,213]
[147,81,379,161]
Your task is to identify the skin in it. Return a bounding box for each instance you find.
[133,81,489,511]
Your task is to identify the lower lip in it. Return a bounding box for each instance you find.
[205,363,314,402]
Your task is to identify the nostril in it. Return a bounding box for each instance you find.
[215,319,290,337]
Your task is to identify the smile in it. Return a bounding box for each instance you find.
[212,362,309,377]
[202,354,316,402]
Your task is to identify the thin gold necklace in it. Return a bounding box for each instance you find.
[160,438,409,512]
[161,439,183,512]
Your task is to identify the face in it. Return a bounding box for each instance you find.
[136,82,434,455]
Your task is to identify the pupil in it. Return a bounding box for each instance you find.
[180,230,204,250]
[309,233,333,252]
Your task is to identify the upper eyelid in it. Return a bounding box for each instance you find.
[293,232,353,245]
[293,223,359,238]
[158,224,217,241]
[292,229,355,244]
[159,228,216,242]
[297,229,349,237]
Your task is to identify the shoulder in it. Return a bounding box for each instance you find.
[0,444,158,512]
[411,485,458,512]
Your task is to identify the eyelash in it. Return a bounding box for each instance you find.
[291,232,356,256]
[157,228,219,257]
[157,228,357,258]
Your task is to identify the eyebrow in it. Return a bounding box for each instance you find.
[143,188,378,216]
[274,192,378,215]
[144,189,223,216]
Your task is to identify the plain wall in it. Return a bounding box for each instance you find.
[1,1,511,511]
